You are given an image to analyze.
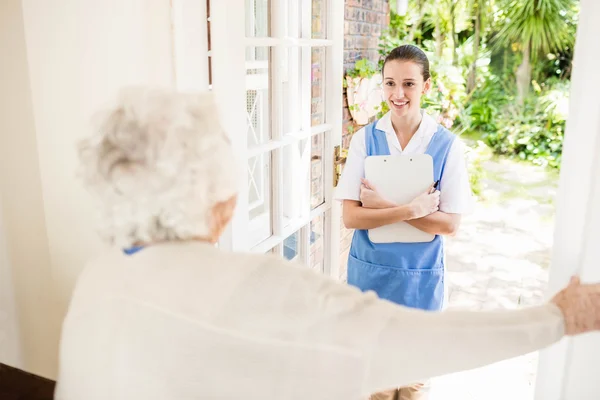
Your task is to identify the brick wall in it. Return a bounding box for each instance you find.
[343,0,390,148]
[338,0,390,280]
[344,0,389,72]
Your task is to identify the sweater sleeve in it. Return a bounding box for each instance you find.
[360,301,564,393]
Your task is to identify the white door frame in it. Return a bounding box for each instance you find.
[534,0,600,398]
[205,0,344,277]
[170,0,210,92]
[324,0,344,279]
[169,0,250,252]
[207,1,251,252]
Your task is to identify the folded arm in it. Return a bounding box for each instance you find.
[342,200,415,230]
[405,212,461,236]
[356,184,461,235]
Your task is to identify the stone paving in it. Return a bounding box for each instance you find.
[429,158,559,400]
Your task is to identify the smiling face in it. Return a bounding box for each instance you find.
[382,59,431,120]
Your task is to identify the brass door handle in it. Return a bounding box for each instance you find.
[333,145,348,187]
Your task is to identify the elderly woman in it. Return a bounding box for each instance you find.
[55,87,600,400]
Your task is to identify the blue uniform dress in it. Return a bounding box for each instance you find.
[347,121,456,311]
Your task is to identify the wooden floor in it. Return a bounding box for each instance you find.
[0,363,56,400]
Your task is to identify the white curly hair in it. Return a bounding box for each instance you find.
[78,87,239,248]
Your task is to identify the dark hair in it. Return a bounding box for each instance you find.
[382,45,431,81]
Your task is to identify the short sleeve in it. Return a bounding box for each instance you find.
[439,138,475,214]
[335,128,367,202]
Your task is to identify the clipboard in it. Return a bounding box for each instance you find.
[364,154,435,243]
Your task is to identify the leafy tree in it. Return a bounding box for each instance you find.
[493,0,576,104]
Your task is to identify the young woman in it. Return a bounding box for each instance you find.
[336,44,475,399]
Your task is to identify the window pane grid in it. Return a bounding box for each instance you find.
[246,124,332,158]
[250,210,328,255]
[309,214,325,273]
[311,0,327,39]
[310,132,326,210]
[244,38,334,46]
[311,47,327,126]
[245,0,270,37]
[247,151,273,247]
[245,47,271,147]
[243,0,332,255]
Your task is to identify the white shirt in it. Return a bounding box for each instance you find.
[55,242,564,400]
[336,112,474,214]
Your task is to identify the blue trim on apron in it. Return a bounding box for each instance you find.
[347,120,456,311]
[123,246,144,255]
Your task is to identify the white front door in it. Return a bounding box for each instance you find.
[207,0,345,277]
[534,0,600,398]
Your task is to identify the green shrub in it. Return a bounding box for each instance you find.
[424,56,467,129]
[464,140,492,198]
[460,73,510,134]
[483,81,569,169]
[346,59,379,79]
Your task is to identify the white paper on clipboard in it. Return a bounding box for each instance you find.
[364,154,435,243]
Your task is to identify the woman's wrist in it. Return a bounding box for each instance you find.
[381,198,399,209]
[396,203,417,221]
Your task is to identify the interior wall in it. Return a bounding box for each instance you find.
[0,196,23,368]
[1,0,175,379]
[21,0,176,317]
[0,0,58,377]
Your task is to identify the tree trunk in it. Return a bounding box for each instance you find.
[516,40,532,105]
[503,47,509,78]
[467,0,482,92]
[450,1,458,66]
[407,0,425,43]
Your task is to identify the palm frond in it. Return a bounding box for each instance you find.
[493,0,575,57]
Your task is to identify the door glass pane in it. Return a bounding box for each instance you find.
[283,140,310,227]
[310,215,324,272]
[312,0,327,39]
[284,231,300,261]
[286,0,301,38]
[310,132,325,209]
[311,47,326,126]
[245,0,270,37]
[246,47,271,146]
[282,47,302,135]
[248,152,272,247]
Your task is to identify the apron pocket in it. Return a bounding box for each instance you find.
[347,254,444,311]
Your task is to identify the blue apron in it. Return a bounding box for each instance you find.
[347,121,456,311]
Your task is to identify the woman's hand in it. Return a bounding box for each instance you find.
[551,276,600,335]
[360,179,395,209]
[408,185,440,219]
